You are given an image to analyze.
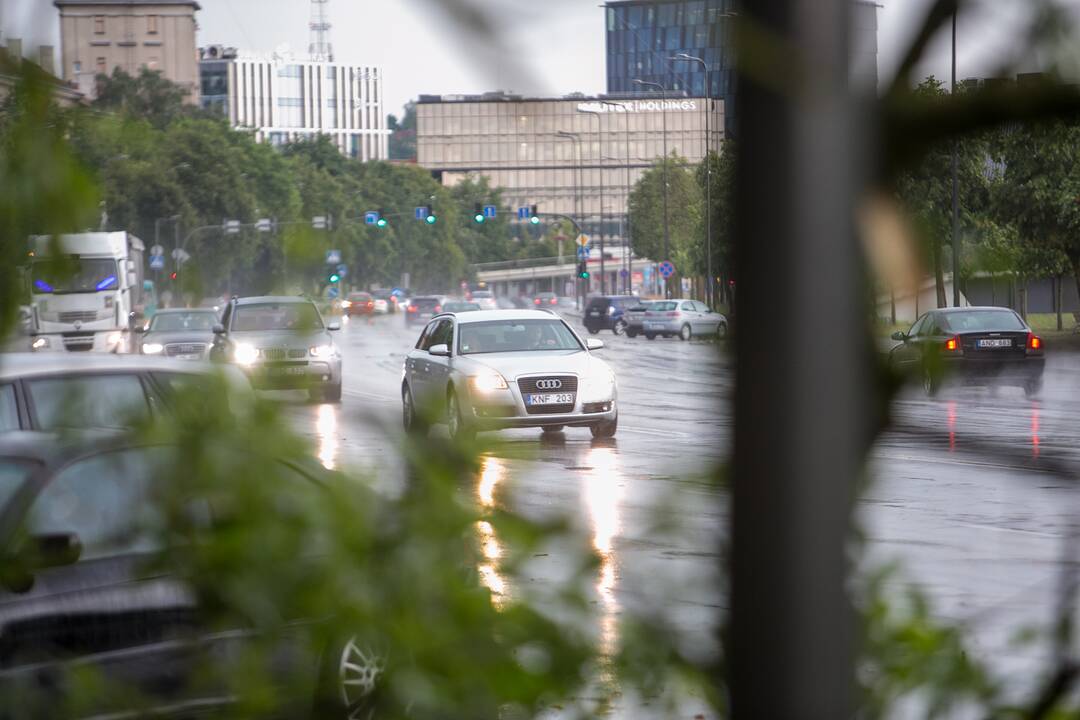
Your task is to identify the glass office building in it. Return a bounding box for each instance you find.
[605,0,879,133]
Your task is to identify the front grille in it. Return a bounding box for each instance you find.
[517,375,578,415]
[59,311,101,323]
[62,333,95,351]
[165,343,206,357]
[261,348,307,361]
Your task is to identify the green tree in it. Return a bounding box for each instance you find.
[388,100,417,161]
[696,142,736,303]
[628,153,703,288]
[92,67,190,129]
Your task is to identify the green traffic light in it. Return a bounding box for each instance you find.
[329,274,340,283]
[376,218,388,228]
[426,215,437,225]
[474,214,485,224]
[529,216,540,225]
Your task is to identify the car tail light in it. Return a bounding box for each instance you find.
[945,336,961,352]
[1028,333,1043,351]
[534,298,541,305]
[407,305,417,313]
[434,305,442,313]
[666,311,679,317]
[550,298,557,305]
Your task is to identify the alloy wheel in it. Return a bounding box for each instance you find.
[338,637,384,719]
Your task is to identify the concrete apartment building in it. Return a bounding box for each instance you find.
[54,0,200,101]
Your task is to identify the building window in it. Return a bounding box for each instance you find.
[147,15,158,34]
[73,61,82,74]
[96,57,107,75]
[94,16,105,34]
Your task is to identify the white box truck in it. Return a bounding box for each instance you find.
[29,232,145,353]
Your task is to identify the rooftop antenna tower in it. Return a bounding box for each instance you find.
[308,0,332,62]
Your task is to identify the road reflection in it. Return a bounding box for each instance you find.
[1031,402,1041,458]
[476,455,508,608]
[946,400,957,453]
[314,403,339,470]
[583,444,623,663]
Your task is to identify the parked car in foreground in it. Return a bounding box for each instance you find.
[0,432,383,718]
[402,309,617,440]
[209,296,342,402]
[583,295,637,335]
[137,308,219,359]
[641,300,728,340]
[888,307,1045,397]
[0,353,251,433]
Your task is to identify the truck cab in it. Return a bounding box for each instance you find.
[29,232,144,353]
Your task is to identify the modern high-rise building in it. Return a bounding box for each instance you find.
[199,49,389,160]
[604,0,879,132]
[54,0,201,101]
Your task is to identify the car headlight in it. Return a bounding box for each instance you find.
[105,331,123,346]
[470,372,509,393]
[607,306,616,316]
[309,344,335,358]
[233,343,259,366]
[142,342,164,355]
[31,337,49,350]
[341,300,352,309]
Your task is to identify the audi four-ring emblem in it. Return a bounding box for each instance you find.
[536,379,563,390]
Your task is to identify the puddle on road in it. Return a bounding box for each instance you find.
[314,403,339,470]
[583,444,624,668]
[476,455,509,608]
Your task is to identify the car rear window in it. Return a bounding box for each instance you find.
[651,301,678,311]
[586,298,611,310]
[414,298,441,310]
[28,374,150,431]
[942,311,1026,333]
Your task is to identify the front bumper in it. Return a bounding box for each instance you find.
[239,360,341,390]
[463,381,617,430]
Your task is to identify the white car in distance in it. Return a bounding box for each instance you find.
[401,310,617,440]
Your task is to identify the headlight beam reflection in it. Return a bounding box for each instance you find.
[476,456,509,609]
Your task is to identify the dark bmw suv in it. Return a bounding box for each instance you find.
[583,295,637,335]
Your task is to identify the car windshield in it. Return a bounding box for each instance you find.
[0,459,35,511]
[458,319,582,355]
[232,303,323,331]
[942,310,1026,333]
[149,311,217,332]
[650,301,678,311]
[32,257,118,294]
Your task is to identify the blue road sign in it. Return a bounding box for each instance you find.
[517,206,529,220]
[483,205,497,219]
[149,255,165,270]
[576,245,589,260]
[415,206,429,220]
[336,264,348,278]
[620,268,629,278]
[365,211,379,225]
[327,287,339,299]
[659,261,676,279]
[326,249,342,265]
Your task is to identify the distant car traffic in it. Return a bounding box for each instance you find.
[373,298,390,314]
[137,308,219,359]
[624,300,656,339]
[443,301,481,313]
[467,290,498,311]
[583,295,637,335]
[344,292,375,316]
[533,292,560,308]
[0,431,383,717]
[0,353,251,433]
[888,307,1045,397]
[401,309,617,440]
[372,289,398,314]
[405,296,447,326]
[209,296,342,402]
[641,300,728,340]
[495,296,518,310]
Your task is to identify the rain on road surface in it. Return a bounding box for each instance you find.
[275,313,1080,713]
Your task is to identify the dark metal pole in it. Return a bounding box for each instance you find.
[951,10,961,307]
[730,0,858,716]
[579,108,607,295]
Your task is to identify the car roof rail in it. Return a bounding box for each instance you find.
[535,307,557,315]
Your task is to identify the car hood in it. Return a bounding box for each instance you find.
[227,330,331,348]
[462,350,608,380]
[143,331,214,345]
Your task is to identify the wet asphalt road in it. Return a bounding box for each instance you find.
[277,314,1080,715]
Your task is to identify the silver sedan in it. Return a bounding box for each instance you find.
[401,310,618,440]
[642,299,728,341]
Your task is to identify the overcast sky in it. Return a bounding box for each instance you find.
[0,0,1070,118]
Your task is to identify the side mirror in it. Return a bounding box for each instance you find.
[891,331,907,342]
[25,533,83,570]
[586,338,605,351]
[126,259,136,272]
[213,324,225,335]
[127,271,137,287]
[327,320,341,331]
[428,343,451,357]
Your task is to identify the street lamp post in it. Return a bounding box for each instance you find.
[672,53,713,306]
[556,131,584,307]
[578,107,607,295]
[600,101,633,294]
[634,78,671,298]
[951,10,960,308]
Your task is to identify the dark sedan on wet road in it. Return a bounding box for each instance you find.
[889,307,1045,397]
